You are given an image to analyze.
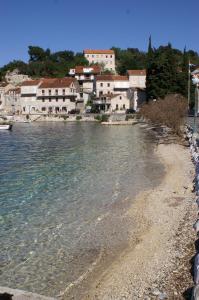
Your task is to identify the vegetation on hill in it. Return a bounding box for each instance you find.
[0,46,88,79]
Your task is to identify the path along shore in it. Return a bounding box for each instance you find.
[64,142,196,299]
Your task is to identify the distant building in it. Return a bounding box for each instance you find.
[93,75,130,112]
[4,87,21,114]
[5,69,30,85]
[127,88,146,112]
[127,70,146,89]
[95,75,129,97]
[83,49,115,72]
[94,93,130,113]
[20,78,80,114]
[69,65,101,103]
[0,83,15,113]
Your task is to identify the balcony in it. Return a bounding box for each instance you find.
[93,99,111,105]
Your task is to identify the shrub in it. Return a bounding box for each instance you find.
[94,115,102,121]
[125,115,134,121]
[139,94,187,135]
[101,114,109,122]
[76,116,82,121]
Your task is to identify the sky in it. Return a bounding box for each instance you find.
[0,0,199,67]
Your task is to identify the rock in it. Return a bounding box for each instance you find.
[152,289,161,296]
[158,292,168,299]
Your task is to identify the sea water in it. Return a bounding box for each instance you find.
[0,122,163,296]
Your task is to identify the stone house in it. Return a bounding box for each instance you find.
[84,49,115,72]
[127,69,146,89]
[20,78,80,114]
[95,75,129,97]
[69,65,101,103]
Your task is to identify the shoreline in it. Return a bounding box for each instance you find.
[63,142,195,299]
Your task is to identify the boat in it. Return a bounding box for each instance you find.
[0,123,12,130]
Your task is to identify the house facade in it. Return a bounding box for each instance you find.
[0,83,16,113]
[69,65,101,103]
[95,75,129,97]
[83,49,115,72]
[127,70,146,89]
[20,78,80,114]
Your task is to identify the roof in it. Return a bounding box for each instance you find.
[127,70,146,76]
[84,49,114,55]
[96,75,129,81]
[75,65,101,74]
[39,77,76,89]
[6,87,21,95]
[21,80,41,86]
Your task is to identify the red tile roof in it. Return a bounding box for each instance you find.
[127,70,146,76]
[84,49,114,55]
[21,80,41,86]
[6,87,21,95]
[96,75,128,81]
[75,65,101,74]
[39,77,76,88]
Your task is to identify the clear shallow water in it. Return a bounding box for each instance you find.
[0,122,163,296]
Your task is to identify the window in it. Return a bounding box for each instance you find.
[56,98,58,102]
[120,96,122,100]
[99,91,103,96]
[116,104,118,110]
[92,55,94,58]
[87,55,89,58]
[42,107,46,111]
[49,98,51,102]
[42,90,45,95]
[106,55,108,58]
[0,101,2,105]
[123,104,125,109]
[42,98,45,102]
[63,89,65,95]
[107,83,110,87]
[48,90,51,96]
[63,98,65,102]
[110,55,112,58]
[23,107,25,112]
[100,83,103,87]
[62,107,67,112]
[55,89,58,95]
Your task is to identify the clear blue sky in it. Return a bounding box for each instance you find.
[0,0,198,67]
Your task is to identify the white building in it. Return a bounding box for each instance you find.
[95,75,129,97]
[20,78,80,114]
[84,49,115,72]
[69,65,101,103]
[127,70,146,89]
[127,70,146,111]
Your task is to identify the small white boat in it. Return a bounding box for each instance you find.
[0,124,12,130]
